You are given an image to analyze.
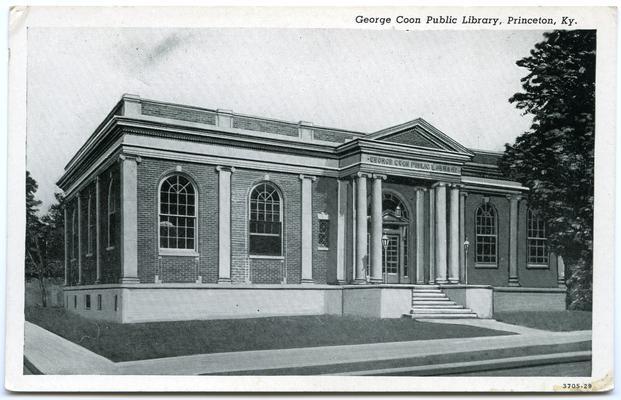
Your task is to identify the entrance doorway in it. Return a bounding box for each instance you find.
[382,230,408,283]
[368,191,413,284]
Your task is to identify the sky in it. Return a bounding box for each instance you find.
[26,28,546,210]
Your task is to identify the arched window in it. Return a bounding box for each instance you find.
[87,193,94,255]
[107,179,117,248]
[159,175,197,250]
[71,208,77,260]
[475,203,497,264]
[249,182,282,256]
[528,209,549,265]
[382,192,409,220]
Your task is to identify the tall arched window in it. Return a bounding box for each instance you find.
[249,182,282,256]
[71,208,77,260]
[528,209,549,265]
[159,175,197,250]
[87,193,94,255]
[107,179,117,248]
[475,203,497,264]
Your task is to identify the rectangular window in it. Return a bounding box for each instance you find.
[114,295,118,311]
[97,294,102,310]
[318,219,330,249]
[85,294,91,310]
[74,295,77,309]
[528,210,549,266]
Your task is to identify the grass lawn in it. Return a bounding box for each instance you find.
[494,311,592,332]
[26,306,514,362]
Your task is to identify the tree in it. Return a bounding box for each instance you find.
[499,30,595,310]
[25,172,65,307]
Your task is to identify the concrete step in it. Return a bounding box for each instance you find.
[412,304,464,309]
[411,289,443,293]
[412,285,440,289]
[410,308,475,315]
[412,297,456,304]
[405,313,479,319]
[412,302,456,307]
[412,292,446,298]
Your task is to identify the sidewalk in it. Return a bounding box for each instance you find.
[24,320,591,375]
[417,318,549,335]
[24,322,117,375]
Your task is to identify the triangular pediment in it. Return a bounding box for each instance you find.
[367,118,473,155]
[382,127,443,149]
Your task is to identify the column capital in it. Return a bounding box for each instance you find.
[414,186,428,192]
[431,181,449,188]
[216,165,236,173]
[372,173,387,180]
[356,172,372,179]
[299,174,317,182]
[506,193,523,202]
[460,190,469,198]
[449,183,464,189]
[118,153,142,164]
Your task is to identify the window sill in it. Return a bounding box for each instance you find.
[85,253,93,258]
[249,255,284,260]
[318,247,329,251]
[527,263,550,269]
[159,249,199,257]
[106,246,115,251]
[475,263,498,269]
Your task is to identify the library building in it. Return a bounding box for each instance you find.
[58,94,567,323]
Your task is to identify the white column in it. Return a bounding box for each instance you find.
[217,166,234,283]
[370,174,385,283]
[557,255,567,288]
[459,191,468,283]
[448,184,460,283]
[434,183,448,284]
[119,154,140,283]
[508,194,521,287]
[415,188,426,284]
[428,188,435,283]
[95,177,101,283]
[300,174,316,284]
[336,179,347,284]
[77,194,82,284]
[64,207,69,286]
[355,172,369,284]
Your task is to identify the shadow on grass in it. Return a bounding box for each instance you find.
[26,306,514,362]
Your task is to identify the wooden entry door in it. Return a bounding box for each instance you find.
[382,233,401,283]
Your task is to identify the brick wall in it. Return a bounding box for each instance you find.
[65,164,121,286]
[313,128,358,143]
[516,200,558,288]
[142,102,217,125]
[312,177,338,284]
[232,116,298,137]
[79,181,96,285]
[231,169,302,284]
[99,165,121,283]
[464,193,510,286]
[136,157,219,284]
